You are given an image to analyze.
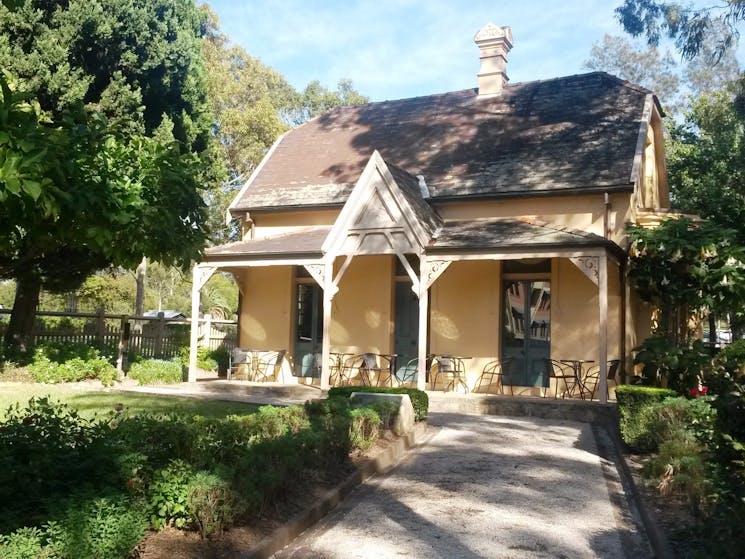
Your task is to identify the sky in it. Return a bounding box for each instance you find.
[207,0,668,102]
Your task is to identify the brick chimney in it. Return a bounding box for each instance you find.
[474,23,513,96]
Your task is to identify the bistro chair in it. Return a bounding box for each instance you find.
[395,357,421,385]
[351,353,394,387]
[476,358,513,395]
[544,359,579,399]
[228,348,253,380]
[252,350,286,382]
[582,359,621,401]
[430,355,468,393]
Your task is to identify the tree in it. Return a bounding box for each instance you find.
[201,6,298,243]
[0,0,217,351]
[615,0,745,60]
[200,7,369,243]
[583,34,680,113]
[628,217,745,345]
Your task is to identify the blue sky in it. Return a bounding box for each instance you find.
[207,0,730,102]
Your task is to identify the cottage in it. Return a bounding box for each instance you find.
[189,23,668,402]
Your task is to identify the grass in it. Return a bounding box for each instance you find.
[0,384,259,419]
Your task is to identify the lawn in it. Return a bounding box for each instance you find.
[0,383,258,419]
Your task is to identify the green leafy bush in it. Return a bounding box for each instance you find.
[45,495,147,559]
[28,342,117,386]
[616,385,676,452]
[328,386,429,421]
[0,527,49,559]
[634,336,711,392]
[149,460,195,530]
[128,359,183,385]
[0,398,119,532]
[716,339,745,374]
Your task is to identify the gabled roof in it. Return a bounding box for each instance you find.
[231,72,655,212]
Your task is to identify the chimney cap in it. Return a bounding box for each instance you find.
[474,22,513,46]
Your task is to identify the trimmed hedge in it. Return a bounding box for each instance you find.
[616,385,676,452]
[328,386,428,421]
[129,359,184,385]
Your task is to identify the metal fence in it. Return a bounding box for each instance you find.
[0,309,237,361]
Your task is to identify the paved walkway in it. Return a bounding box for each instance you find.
[273,413,652,559]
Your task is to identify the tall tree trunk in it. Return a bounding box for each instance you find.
[3,276,42,352]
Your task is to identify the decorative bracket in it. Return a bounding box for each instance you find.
[569,256,599,286]
[193,266,217,291]
[422,260,451,291]
[304,264,325,288]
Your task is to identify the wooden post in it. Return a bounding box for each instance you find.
[188,268,202,383]
[95,308,105,347]
[116,318,130,379]
[320,261,333,391]
[153,311,165,357]
[599,253,609,404]
[417,259,429,392]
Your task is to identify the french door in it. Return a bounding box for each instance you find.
[293,282,323,377]
[501,280,551,387]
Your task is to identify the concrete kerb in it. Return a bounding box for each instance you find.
[244,421,435,559]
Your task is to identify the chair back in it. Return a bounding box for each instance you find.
[360,352,378,370]
[232,348,251,365]
[607,359,620,379]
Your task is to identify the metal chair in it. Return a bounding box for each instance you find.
[430,355,468,393]
[228,348,253,380]
[353,353,394,387]
[253,350,286,382]
[395,357,421,385]
[544,359,579,399]
[476,358,513,394]
[582,360,620,401]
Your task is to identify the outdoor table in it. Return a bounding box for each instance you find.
[560,359,595,399]
[431,355,472,393]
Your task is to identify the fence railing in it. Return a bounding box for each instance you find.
[0,309,237,367]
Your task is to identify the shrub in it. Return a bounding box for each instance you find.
[128,359,183,385]
[188,471,242,538]
[0,527,49,559]
[328,386,428,421]
[148,460,195,530]
[348,407,381,451]
[366,399,399,430]
[28,345,117,386]
[644,432,708,514]
[616,385,676,452]
[0,398,119,532]
[634,337,711,393]
[716,339,745,374]
[45,495,147,559]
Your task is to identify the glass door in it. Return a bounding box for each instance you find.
[502,280,551,387]
[294,282,323,376]
[394,282,419,380]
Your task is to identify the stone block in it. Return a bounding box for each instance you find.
[349,392,415,435]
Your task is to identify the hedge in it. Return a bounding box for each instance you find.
[616,385,676,452]
[328,386,428,421]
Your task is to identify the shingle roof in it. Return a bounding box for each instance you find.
[429,218,614,252]
[384,159,442,236]
[204,227,331,260]
[232,72,652,212]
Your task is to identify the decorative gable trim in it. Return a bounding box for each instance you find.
[226,131,288,222]
[321,151,435,259]
[629,94,654,187]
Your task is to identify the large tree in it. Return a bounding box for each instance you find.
[0,0,217,351]
[583,34,681,112]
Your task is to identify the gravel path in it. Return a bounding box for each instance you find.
[273,413,652,559]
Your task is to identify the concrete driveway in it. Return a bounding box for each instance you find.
[273,413,652,559]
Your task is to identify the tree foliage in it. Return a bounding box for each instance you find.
[0,0,217,349]
[583,34,680,111]
[628,217,745,343]
[667,89,745,244]
[615,0,745,60]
